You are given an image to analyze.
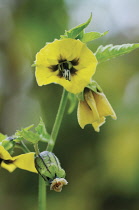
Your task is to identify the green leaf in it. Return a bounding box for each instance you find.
[35,118,50,142]
[14,121,50,144]
[15,124,34,142]
[24,124,34,131]
[95,43,139,63]
[67,93,77,114]
[87,80,103,93]
[63,13,92,39]
[18,129,40,144]
[0,133,7,142]
[80,31,108,43]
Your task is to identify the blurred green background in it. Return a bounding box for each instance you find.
[0,0,139,209]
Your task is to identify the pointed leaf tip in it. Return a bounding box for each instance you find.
[61,13,92,39]
[95,43,139,63]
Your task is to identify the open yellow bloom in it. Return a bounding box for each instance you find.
[35,38,98,94]
[0,146,37,173]
[77,88,117,132]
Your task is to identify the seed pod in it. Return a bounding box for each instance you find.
[35,151,68,191]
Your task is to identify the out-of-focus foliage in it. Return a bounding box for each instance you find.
[0,0,139,210]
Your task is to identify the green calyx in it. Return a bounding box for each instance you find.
[35,151,66,184]
[76,80,103,102]
[86,80,103,94]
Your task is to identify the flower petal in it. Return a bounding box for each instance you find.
[50,178,68,192]
[1,161,16,172]
[36,40,60,65]
[84,90,100,119]
[35,38,98,94]
[0,146,16,172]
[0,146,13,160]
[35,66,58,86]
[13,153,37,173]
[93,92,117,119]
[92,117,106,132]
[58,38,84,61]
[77,100,99,129]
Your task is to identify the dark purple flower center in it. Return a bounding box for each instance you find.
[49,56,79,81]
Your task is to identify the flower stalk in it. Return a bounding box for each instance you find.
[38,175,47,210]
[34,143,40,155]
[46,88,68,151]
[38,88,68,210]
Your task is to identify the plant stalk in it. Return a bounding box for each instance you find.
[38,175,47,210]
[46,89,68,151]
[15,141,30,153]
[38,88,68,210]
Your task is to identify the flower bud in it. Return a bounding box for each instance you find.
[35,151,68,192]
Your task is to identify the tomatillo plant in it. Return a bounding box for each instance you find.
[1,14,139,210]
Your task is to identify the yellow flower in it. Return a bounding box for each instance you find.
[77,88,117,132]
[35,38,98,94]
[0,146,37,173]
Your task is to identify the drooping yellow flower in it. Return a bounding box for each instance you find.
[0,146,37,173]
[35,38,98,94]
[77,88,117,132]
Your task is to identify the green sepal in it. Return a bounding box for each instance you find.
[95,43,139,63]
[0,133,15,151]
[2,139,15,151]
[35,151,66,183]
[76,91,84,101]
[35,154,53,180]
[67,93,77,114]
[61,13,92,39]
[56,168,65,178]
[80,31,108,43]
[87,80,103,93]
[75,30,85,40]
[31,62,36,67]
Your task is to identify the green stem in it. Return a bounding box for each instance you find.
[37,88,68,210]
[38,175,47,210]
[21,141,30,153]
[46,89,68,152]
[36,143,46,210]
[15,141,30,153]
[34,143,40,155]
